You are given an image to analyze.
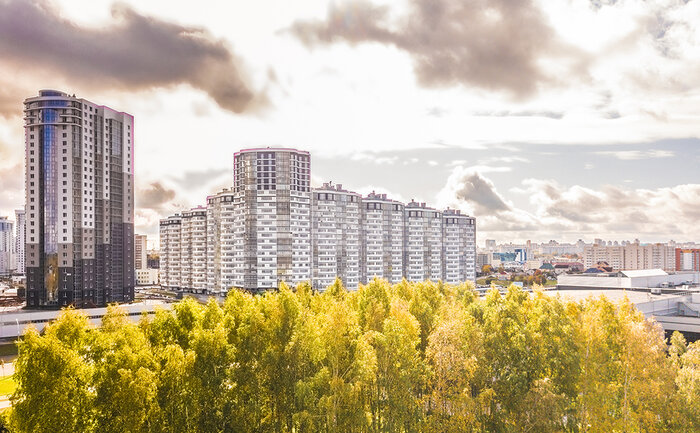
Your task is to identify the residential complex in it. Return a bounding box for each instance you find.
[160,148,477,293]
[583,242,676,271]
[24,90,134,308]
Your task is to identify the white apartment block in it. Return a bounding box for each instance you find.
[233,148,311,290]
[0,217,13,276]
[159,215,181,289]
[206,189,237,293]
[181,207,207,293]
[14,209,25,274]
[134,234,147,270]
[311,183,362,291]
[361,192,405,284]
[442,209,477,284]
[159,148,477,293]
[583,243,676,271]
[404,201,443,282]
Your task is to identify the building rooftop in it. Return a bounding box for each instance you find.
[620,269,668,278]
[545,288,680,304]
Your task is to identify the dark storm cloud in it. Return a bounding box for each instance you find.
[0,0,264,113]
[136,182,176,212]
[291,0,586,98]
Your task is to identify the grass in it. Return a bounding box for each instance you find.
[0,376,15,397]
[0,343,17,358]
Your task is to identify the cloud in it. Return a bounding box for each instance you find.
[596,149,675,160]
[438,166,515,215]
[439,166,700,240]
[0,85,28,118]
[168,168,230,190]
[291,0,587,98]
[0,0,265,114]
[350,152,399,165]
[473,110,565,119]
[135,182,176,213]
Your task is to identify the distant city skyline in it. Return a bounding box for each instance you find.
[0,0,699,243]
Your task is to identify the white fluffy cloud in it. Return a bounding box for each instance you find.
[439,165,700,242]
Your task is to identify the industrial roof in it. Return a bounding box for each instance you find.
[620,269,668,278]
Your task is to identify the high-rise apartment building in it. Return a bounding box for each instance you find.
[404,201,443,282]
[159,215,181,290]
[311,183,362,290]
[232,148,311,290]
[134,234,147,270]
[361,192,405,284]
[0,217,13,276]
[24,90,134,308]
[442,209,477,284]
[160,148,477,293]
[181,207,207,293]
[206,189,236,293]
[14,209,26,274]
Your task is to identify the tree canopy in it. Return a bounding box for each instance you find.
[7,279,699,432]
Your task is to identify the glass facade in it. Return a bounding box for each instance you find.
[41,106,63,301]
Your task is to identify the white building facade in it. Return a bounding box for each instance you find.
[0,217,13,276]
[442,209,477,284]
[206,189,237,293]
[159,148,477,293]
[159,215,181,289]
[311,183,362,291]
[361,192,405,284]
[14,209,25,274]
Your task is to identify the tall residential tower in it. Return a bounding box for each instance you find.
[232,148,311,290]
[24,90,134,308]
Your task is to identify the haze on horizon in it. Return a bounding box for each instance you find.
[0,0,698,245]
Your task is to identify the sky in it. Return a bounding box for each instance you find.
[0,0,699,246]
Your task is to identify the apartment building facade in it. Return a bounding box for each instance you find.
[0,217,13,276]
[442,208,477,284]
[311,183,362,291]
[24,90,134,308]
[14,209,25,274]
[160,148,478,293]
[676,248,700,272]
[361,192,405,284]
[584,242,676,272]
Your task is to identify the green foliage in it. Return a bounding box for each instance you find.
[7,280,696,433]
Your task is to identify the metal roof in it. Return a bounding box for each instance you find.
[620,269,668,278]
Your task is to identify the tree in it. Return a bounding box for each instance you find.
[11,309,96,433]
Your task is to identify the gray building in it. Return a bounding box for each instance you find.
[24,90,134,308]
